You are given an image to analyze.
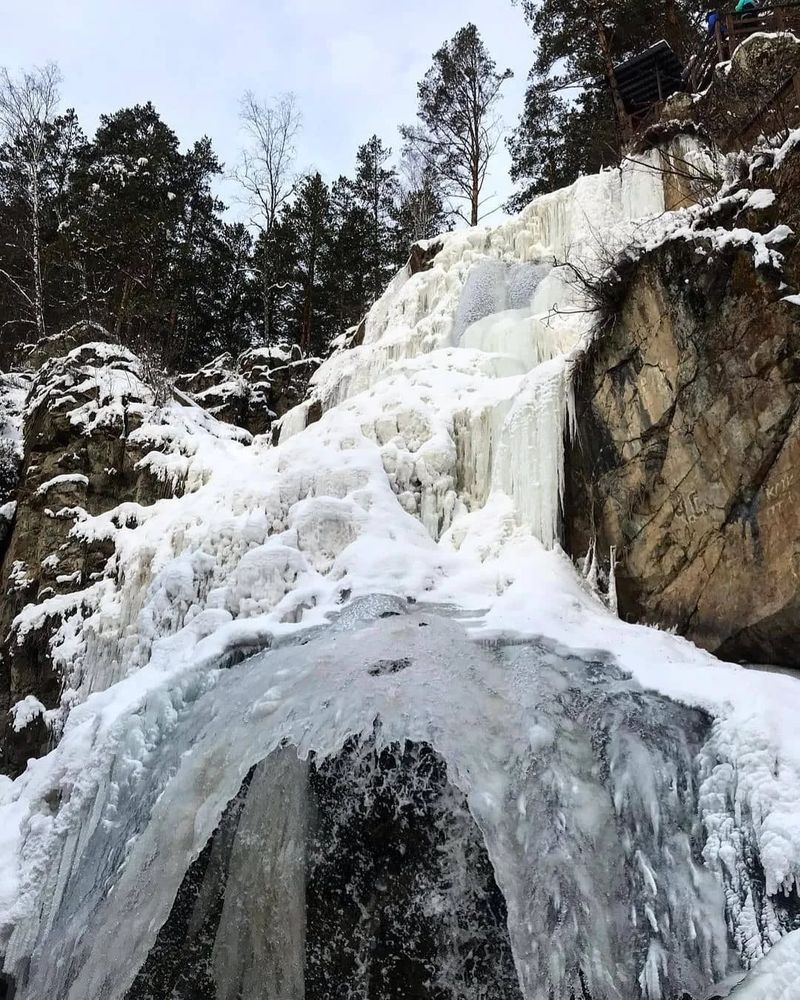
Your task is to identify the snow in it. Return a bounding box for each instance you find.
[0,137,799,997]
[745,189,776,210]
[33,474,89,497]
[729,929,800,998]
[9,697,46,733]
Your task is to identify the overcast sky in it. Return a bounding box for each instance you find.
[1,0,534,219]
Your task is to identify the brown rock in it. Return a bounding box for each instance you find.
[565,213,800,665]
[408,240,443,276]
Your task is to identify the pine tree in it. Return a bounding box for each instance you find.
[351,135,399,305]
[401,24,512,226]
[251,208,302,350]
[508,0,705,199]
[284,172,332,356]
[326,176,371,333]
[506,78,601,208]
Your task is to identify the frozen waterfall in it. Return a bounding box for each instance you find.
[1,605,734,999]
[1,146,800,1000]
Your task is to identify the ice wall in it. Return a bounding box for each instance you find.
[1,609,734,1000]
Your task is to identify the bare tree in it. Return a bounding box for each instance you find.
[396,148,448,243]
[0,62,61,339]
[401,24,512,226]
[235,91,301,236]
[233,91,301,341]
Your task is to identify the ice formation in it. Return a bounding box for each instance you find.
[1,147,800,999]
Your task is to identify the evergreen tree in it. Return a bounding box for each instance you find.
[351,135,399,305]
[507,0,705,199]
[284,172,332,356]
[68,102,186,346]
[64,102,244,368]
[166,137,245,369]
[252,213,299,348]
[506,78,593,209]
[326,176,371,333]
[401,24,512,226]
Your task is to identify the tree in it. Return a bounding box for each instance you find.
[0,62,62,339]
[68,102,186,346]
[351,135,399,304]
[63,102,242,369]
[509,0,705,193]
[401,24,512,226]
[506,77,598,207]
[392,149,450,256]
[326,176,370,333]
[284,172,332,355]
[234,91,301,340]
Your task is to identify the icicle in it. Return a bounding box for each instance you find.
[608,545,619,617]
[583,539,598,590]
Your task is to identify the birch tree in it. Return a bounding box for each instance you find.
[0,62,61,339]
[234,91,301,339]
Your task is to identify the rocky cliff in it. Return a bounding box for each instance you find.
[174,345,320,438]
[565,132,800,666]
[0,327,186,772]
[0,326,309,776]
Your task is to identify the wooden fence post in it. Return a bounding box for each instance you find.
[715,20,726,61]
[726,14,737,55]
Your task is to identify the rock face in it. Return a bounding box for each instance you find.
[565,139,800,666]
[175,345,320,437]
[125,739,521,1000]
[0,327,184,774]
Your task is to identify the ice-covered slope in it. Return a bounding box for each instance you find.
[1,148,800,999]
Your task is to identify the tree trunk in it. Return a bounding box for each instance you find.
[29,167,46,340]
[587,0,632,142]
[471,180,479,226]
[114,277,132,341]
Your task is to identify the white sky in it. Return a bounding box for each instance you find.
[1,0,535,220]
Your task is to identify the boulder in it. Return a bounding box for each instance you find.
[176,345,320,437]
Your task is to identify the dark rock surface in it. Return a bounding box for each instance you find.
[126,739,521,1000]
[565,141,800,666]
[175,345,320,437]
[0,327,188,774]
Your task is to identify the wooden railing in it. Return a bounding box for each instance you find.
[688,3,800,90]
[723,1,800,53]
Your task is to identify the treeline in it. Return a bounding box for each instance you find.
[0,90,442,371]
[0,4,711,370]
[0,24,511,371]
